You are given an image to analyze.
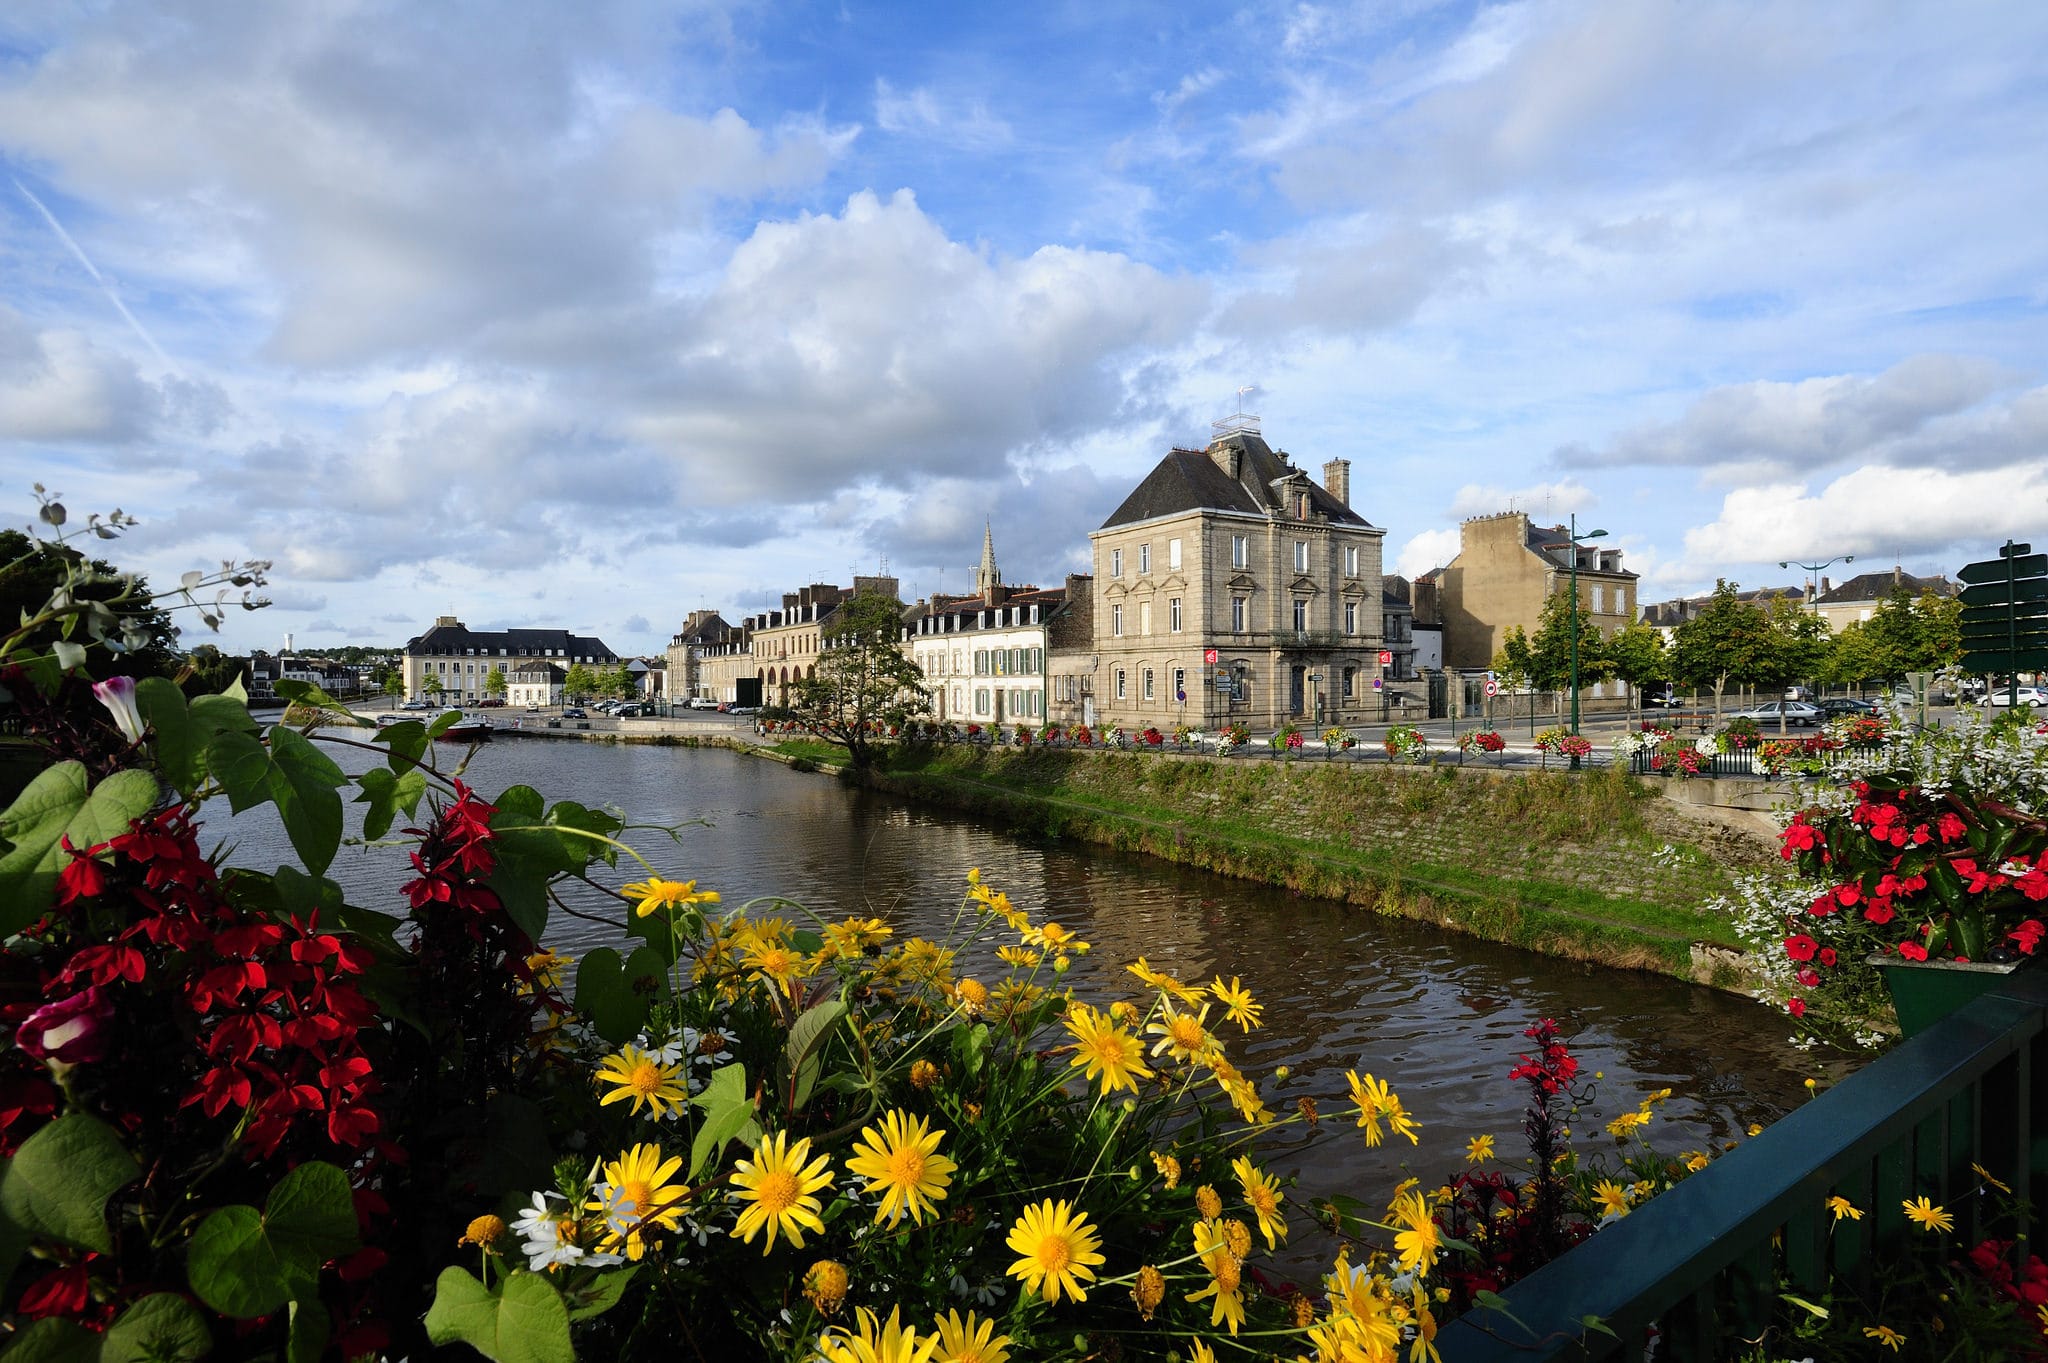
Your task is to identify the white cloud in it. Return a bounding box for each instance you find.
[0,320,159,443]
[1446,477,1592,520]
[874,79,1013,149]
[1393,527,1460,579]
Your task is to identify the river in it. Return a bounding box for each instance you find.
[221,731,1822,1252]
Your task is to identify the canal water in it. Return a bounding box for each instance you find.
[221,733,1821,1248]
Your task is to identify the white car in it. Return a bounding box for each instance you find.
[1984,686,2046,707]
[1724,700,1824,727]
[687,697,719,710]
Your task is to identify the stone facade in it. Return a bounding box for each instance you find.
[400,617,617,705]
[1435,512,1636,674]
[1087,421,1387,732]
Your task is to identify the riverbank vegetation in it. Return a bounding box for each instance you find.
[766,739,1764,979]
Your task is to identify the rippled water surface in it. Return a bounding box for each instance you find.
[223,734,1820,1247]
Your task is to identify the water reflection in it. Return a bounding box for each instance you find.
[221,735,1822,1263]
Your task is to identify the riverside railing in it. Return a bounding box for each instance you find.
[1439,966,2048,1361]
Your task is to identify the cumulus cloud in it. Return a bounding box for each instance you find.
[1392,527,1460,580]
[1558,355,2021,475]
[0,314,160,443]
[1446,477,1592,520]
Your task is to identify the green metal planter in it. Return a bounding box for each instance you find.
[1871,954,2031,1037]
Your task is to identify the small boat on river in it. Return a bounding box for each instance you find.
[434,710,492,742]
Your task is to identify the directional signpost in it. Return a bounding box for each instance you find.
[1957,541,2048,703]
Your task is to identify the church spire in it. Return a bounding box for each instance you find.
[975,521,1002,602]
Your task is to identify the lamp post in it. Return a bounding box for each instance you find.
[1561,515,1607,767]
[1779,555,1853,621]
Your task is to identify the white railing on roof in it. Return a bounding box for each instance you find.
[1211,411,1261,439]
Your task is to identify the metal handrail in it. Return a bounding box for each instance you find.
[1441,967,2048,1360]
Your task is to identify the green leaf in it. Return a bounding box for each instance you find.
[286,1300,330,1363]
[573,947,665,1045]
[0,1114,139,1253]
[1579,1314,1618,1340]
[1781,1293,1831,1319]
[495,785,546,820]
[206,731,272,814]
[101,1292,214,1363]
[266,727,346,877]
[0,1317,99,1363]
[269,866,345,923]
[562,1266,638,1322]
[951,1023,991,1084]
[688,1063,758,1180]
[135,679,257,797]
[354,768,401,843]
[424,1267,575,1363]
[372,719,428,773]
[426,710,466,740]
[274,680,369,727]
[0,765,158,935]
[186,1163,358,1320]
[782,999,847,1114]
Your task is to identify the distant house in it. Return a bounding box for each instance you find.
[506,660,564,709]
[401,617,618,705]
[666,611,738,703]
[1813,568,1956,632]
[1640,585,1808,643]
[900,528,1081,727]
[1434,512,1637,702]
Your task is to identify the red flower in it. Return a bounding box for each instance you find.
[1862,902,1896,926]
[1898,941,1930,962]
[17,1258,93,1320]
[1818,947,1838,967]
[1786,998,1806,1017]
[1783,934,1819,962]
[2010,920,2046,956]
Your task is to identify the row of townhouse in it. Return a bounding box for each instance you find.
[399,618,621,705]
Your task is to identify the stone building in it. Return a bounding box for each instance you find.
[901,527,1082,726]
[1812,568,1956,633]
[1435,513,1637,689]
[746,577,899,707]
[400,618,618,705]
[665,610,737,703]
[1086,417,1386,731]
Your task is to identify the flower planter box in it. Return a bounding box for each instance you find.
[1870,954,2030,1037]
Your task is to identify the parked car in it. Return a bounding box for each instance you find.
[687,697,719,710]
[479,698,506,708]
[401,699,434,711]
[616,704,644,718]
[1723,700,1824,727]
[1817,697,1877,718]
[562,707,587,719]
[1984,686,2046,707]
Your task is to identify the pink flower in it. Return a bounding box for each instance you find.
[91,676,145,744]
[16,987,115,1065]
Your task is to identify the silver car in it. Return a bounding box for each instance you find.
[1724,700,1824,727]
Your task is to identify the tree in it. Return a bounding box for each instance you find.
[562,664,596,701]
[484,665,507,699]
[0,528,181,680]
[790,592,928,769]
[1671,581,1774,720]
[1763,598,1833,689]
[1603,617,1669,707]
[1491,627,1535,693]
[1917,589,1963,673]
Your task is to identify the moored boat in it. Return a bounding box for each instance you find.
[434,709,492,741]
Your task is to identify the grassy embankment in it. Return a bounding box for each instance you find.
[766,740,1771,982]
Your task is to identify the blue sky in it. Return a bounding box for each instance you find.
[3,1,2046,657]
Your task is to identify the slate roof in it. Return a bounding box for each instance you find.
[1523,521,1639,576]
[1816,569,1954,604]
[403,622,618,661]
[507,660,565,681]
[1099,434,1375,530]
[1639,586,1806,628]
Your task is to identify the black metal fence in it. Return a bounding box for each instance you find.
[1439,967,2048,1361]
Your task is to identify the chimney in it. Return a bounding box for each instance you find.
[1209,442,1241,481]
[1322,458,1351,508]
[1820,577,1831,593]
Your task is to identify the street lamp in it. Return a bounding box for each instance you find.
[1546,515,1608,768]
[1779,555,1853,619]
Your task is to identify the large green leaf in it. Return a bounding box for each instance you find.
[0,1317,99,1363]
[285,1300,330,1363]
[782,998,847,1114]
[424,1267,574,1363]
[134,678,257,797]
[371,719,429,773]
[562,1266,638,1322]
[101,1292,213,1363]
[274,680,371,727]
[266,727,346,877]
[688,1063,759,1180]
[206,731,272,814]
[0,765,158,935]
[0,1115,139,1254]
[352,767,426,843]
[185,1163,358,1320]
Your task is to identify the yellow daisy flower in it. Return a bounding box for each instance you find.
[1208,975,1264,1031]
[948,978,990,1016]
[1126,957,1207,1006]
[1185,1217,1246,1335]
[932,1308,1011,1363]
[1195,1184,1222,1220]
[1151,1150,1182,1189]
[1902,1197,1953,1233]
[1130,1266,1165,1321]
[1389,1188,1441,1275]
[1004,1199,1105,1304]
[594,1044,689,1120]
[585,1142,689,1261]
[1145,1002,1217,1064]
[1061,1003,1153,1097]
[740,936,809,999]
[1592,1179,1631,1220]
[1232,1155,1287,1249]
[1864,1324,1905,1352]
[1973,1162,2014,1194]
[731,1130,835,1253]
[1605,1108,1652,1139]
[996,945,1040,969]
[816,1306,939,1363]
[1026,921,1085,955]
[1346,1071,1419,1147]
[845,1109,956,1227]
[1826,1195,1863,1222]
[804,1259,850,1315]
[1188,1342,1217,1363]
[1684,1150,1710,1174]
[1465,1135,1495,1164]
[620,876,719,919]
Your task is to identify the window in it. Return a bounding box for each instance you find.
[1111,604,1123,636]
[1343,667,1356,697]
[1139,543,1150,574]
[1232,535,1248,569]
[1592,586,1605,613]
[1232,596,1246,633]
[1294,541,1308,572]
[1115,669,1127,700]
[1140,668,1154,701]
[976,689,989,715]
[1293,599,1307,631]
[1139,602,1151,635]
[1344,545,1358,577]
[1169,597,1182,632]
[1111,548,1123,578]
[1617,588,1629,615]
[1344,602,1357,635]
[951,650,962,673]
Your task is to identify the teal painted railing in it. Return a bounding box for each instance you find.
[1440,967,2048,1361]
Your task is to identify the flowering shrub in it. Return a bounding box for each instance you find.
[1171,722,1195,748]
[1759,733,1843,777]
[1139,725,1165,747]
[1069,723,1092,746]
[1720,716,1761,748]
[1013,723,1032,746]
[1725,707,2048,1046]
[1383,724,1428,761]
[965,722,982,738]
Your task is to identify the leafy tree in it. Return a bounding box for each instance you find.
[1523,589,1616,701]
[1764,598,1833,689]
[379,667,406,700]
[1603,617,1669,707]
[423,676,444,700]
[180,643,248,698]
[1917,588,1963,672]
[1491,627,1534,693]
[562,664,596,701]
[0,528,181,680]
[790,591,928,769]
[1671,581,1774,719]
[484,665,507,699]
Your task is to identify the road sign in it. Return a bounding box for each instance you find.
[1484,678,1499,697]
[1371,677,1383,690]
[1962,618,2048,643]
[1959,554,2048,584]
[1959,648,2048,674]
[1377,650,1393,666]
[1213,676,1233,692]
[1963,600,2048,625]
[2001,542,2035,557]
[1960,577,2048,608]
[1203,648,1218,664]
